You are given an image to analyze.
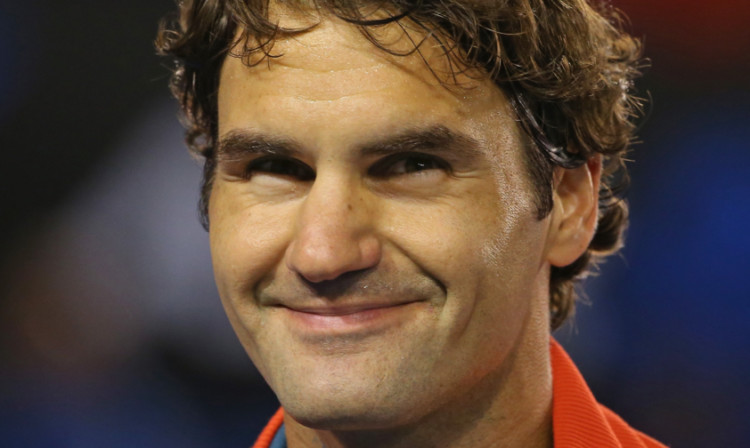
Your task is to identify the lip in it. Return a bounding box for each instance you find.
[278,301,422,335]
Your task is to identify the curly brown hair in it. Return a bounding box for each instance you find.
[156,0,644,329]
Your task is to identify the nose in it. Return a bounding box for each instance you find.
[285,175,382,283]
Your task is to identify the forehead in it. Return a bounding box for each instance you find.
[223,10,507,102]
[228,6,462,83]
[217,8,523,160]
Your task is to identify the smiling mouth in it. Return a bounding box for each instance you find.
[278,301,423,335]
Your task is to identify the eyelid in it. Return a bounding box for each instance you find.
[244,155,315,180]
[368,152,452,177]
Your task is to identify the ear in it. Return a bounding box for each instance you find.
[545,155,602,267]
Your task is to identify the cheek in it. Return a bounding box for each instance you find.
[388,189,538,279]
[377,199,495,315]
[208,183,294,299]
[383,178,545,320]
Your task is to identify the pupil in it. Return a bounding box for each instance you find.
[408,158,428,172]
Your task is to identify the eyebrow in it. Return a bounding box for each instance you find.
[215,125,482,162]
[216,131,303,162]
[358,125,482,160]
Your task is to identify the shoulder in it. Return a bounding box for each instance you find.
[550,339,668,447]
[599,405,668,448]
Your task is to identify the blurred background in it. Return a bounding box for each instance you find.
[0,0,748,446]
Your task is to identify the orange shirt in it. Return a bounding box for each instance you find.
[252,339,667,448]
[549,339,666,447]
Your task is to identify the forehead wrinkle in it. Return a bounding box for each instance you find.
[229,12,486,103]
[241,52,482,106]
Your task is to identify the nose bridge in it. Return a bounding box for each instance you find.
[286,171,381,283]
[303,174,362,240]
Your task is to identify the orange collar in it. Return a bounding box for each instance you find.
[549,339,666,447]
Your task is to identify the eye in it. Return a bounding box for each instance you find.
[369,153,451,178]
[245,157,315,181]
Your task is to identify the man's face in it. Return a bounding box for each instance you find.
[211,14,557,430]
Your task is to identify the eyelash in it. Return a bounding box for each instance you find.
[244,157,315,181]
[369,152,451,178]
[242,152,450,180]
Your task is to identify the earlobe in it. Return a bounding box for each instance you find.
[545,155,602,267]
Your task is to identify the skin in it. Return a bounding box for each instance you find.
[210,9,600,448]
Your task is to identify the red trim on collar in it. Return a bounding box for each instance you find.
[252,408,284,448]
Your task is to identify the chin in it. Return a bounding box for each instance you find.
[282,396,420,431]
